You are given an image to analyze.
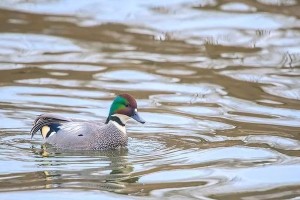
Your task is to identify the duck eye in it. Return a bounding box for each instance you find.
[125,104,129,107]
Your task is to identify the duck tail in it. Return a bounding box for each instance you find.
[30,113,71,139]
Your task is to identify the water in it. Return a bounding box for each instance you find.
[0,0,300,199]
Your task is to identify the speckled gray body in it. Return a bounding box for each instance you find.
[30,114,128,150]
[46,121,127,150]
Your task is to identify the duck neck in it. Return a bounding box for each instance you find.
[110,115,125,126]
[107,114,129,134]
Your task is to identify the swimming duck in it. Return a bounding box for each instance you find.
[30,94,145,150]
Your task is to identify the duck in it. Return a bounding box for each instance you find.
[30,94,145,150]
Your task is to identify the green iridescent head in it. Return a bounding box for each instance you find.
[105,94,145,125]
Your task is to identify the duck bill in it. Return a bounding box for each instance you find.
[131,111,145,124]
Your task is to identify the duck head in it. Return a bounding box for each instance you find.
[105,94,145,126]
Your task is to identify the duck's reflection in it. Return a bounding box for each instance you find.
[29,144,139,194]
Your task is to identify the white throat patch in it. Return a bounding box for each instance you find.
[111,121,127,134]
[111,114,129,134]
[112,114,130,124]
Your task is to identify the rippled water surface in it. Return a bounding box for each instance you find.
[1,0,300,199]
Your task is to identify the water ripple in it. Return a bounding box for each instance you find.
[0,0,300,199]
